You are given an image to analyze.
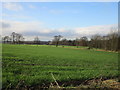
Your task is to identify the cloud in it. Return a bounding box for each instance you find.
[3,2,23,11]
[1,22,11,28]
[74,24,118,37]
[2,13,32,20]
[1,20,117,41]
[1,20,43,36]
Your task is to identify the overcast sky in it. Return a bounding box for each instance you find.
[1,2,118,41]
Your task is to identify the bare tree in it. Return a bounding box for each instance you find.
[53,35,63,47]
[11,32,16,44]
[88,27,119,51]
[107,31,118,51]
[61,38,67,47]
[3,36,10,43]
[79,36,88,46]
[91,34,102,49]
[10,32,25,44]
[16,34,24,44]
[75,38,80,48]
[34,36,40,45]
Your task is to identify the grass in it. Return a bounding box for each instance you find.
[2,44,119,89]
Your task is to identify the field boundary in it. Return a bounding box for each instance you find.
[58,46,118,53]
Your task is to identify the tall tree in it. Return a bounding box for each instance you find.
[3,36,9,43]
[79,36,88,46]
[53,35,63,47]
[61,38,67,47]
[34,36,40,45]
[16,34,24,44]
[75,38,80,48]
[11,32,16,44]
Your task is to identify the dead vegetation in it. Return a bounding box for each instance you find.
[3,77,120,90]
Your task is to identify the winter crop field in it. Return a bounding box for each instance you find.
[2,44,118,89]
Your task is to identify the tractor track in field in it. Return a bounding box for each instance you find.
[12,63,118,70]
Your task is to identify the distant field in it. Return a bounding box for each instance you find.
[2,44,118,89]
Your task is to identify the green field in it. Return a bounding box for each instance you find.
[2,44,118,89]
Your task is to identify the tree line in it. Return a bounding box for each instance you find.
[2,30,120,51]
[52,31,119,51]
[2,32,24,44]
[2,32,41,45]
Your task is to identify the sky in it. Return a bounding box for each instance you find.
[1,2,118,41]
[2,0,119,2]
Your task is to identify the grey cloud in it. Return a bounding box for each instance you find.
[23,29,74,37]
[2,20,118,41]
[2,22,11,28]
